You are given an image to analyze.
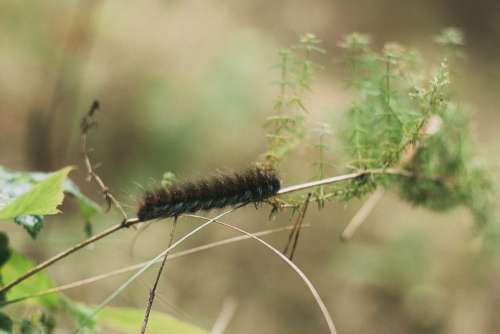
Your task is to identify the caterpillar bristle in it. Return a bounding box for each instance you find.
[137,167,281,222]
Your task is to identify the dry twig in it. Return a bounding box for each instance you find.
[189,215,338,334]
[0,224,310,306]
[140,218,178,334]
[80,100,128,221]
[283,193,312,260]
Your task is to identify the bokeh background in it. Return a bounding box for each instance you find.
[1,1,500,333]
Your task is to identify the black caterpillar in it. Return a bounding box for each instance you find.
[137,167,281,222]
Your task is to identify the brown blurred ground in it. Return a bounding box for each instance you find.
[1,1,500,333]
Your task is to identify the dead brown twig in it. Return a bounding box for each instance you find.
[80,100,128,222]
[140,218,178,334]
[283,193,312,260]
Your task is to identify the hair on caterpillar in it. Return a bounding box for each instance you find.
[137,167,281,222]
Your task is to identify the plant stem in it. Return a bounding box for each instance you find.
[73,210,236,334]
[189,215,338,334]
[0,224,310,307]
[0,168,412,296]
[278,167,411,195]
[140,218,178,334]
[0,217,139,296]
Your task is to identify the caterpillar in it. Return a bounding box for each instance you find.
[137,167,281,222]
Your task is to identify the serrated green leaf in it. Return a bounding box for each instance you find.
[0,165,101,238]
[0,167,73,220]
[97,306,207,334]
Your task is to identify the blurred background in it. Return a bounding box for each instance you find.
[1,1,500,333]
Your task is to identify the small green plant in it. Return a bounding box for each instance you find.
[336,29,493,227]
[261,34,325,169]
[263,29,493,228]
[311,122,333,209]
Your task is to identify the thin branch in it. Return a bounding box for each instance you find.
[277,167,411,195]
[188,215,338,334]
[140,218,178,334]
[289,193,311,260]
[80,100,128,220]
[0,168,414,296]
[340,189,385,241]
[0,218,139,295]
[210,297,238,334]
[283,193,311,260]
[1,224,310,307]
[74,209,237,334]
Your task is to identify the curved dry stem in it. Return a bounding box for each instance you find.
[73,209,236,334]
[1,224,310,307]
[188,214,338,334]
[0,218,138,296]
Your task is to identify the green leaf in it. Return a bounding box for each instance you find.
[0,312,12,334]
[2,251,59,309]
[97,306,207,334]
[0,166,101,238]
[39,313,56,334]
[0,167,73,220]
[0,233,11,271]
[19,319,35,334]
[62,180,101,223]
[14,215,43,239]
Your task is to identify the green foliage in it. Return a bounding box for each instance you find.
[0,166,73,220]
[0,233,12,333]
[18,313,55,334]
[0,313,12,334]
[262,34,324,169]
[311,123,333,208]
[0,166,100,238]
[0,243,208,333]
[97,306,208,334]
[335,29,494,225]
[338,36,427,170]
[14,215,44,240]
[2,251,60,308]
[0,233,11,272]
[62,179,101,226]
[261,29,494,226]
